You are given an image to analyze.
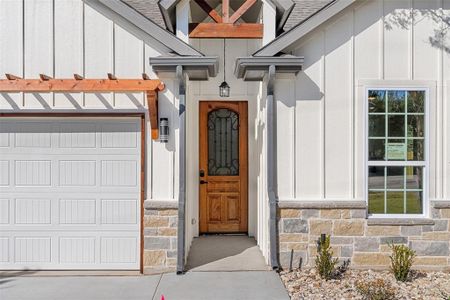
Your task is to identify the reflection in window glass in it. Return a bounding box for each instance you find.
[407,115,424,137]
[386,191,405,214]
[406,167,422,189]
[367,89,426,215]
[407,91,424,113]
[406,192,422,214]
[368,90,385,113]
[369,115,385,137]
[368,191,385,214]
[407,139,424,161]
[368,139,385,161]
[388,90,405,112]
[388,115,405,137]
[386,167,404,189]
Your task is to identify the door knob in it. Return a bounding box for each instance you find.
[200,180,208,184]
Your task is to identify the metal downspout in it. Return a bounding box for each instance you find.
[267,65,279,270]
[176,65,187,274]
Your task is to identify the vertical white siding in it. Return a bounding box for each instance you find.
[0,0,177,203]
[24,0,53,109]
[277,0,449,202]
[54,0,83,109]
[0,0,23,109]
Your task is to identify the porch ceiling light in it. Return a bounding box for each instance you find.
[219,39,230,97]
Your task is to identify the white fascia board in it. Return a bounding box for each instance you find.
[96,0,203,56]
[254,0,355,57]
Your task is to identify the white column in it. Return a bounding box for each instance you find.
[262,0,276,46]
[176,0,190,43]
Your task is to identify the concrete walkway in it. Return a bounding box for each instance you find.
[186,235,270,271]
[0,271,289,300]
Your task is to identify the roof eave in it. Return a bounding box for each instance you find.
[253,0,355,57]
[94,0,203,56]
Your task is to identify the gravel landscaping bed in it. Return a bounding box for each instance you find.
[280,269,450,300]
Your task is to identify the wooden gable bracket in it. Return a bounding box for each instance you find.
[0,73,165,140]
[191,0,263,38]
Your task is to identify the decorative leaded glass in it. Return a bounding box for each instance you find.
[207,108,239,176]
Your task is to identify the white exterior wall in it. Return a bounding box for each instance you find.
[0,0,180,202]
[275,0,449,205]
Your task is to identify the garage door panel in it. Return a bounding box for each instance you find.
[0,161,9,186]
[59,199,97,224]
[0,118,141,270]
[59,160,97,186]
[0,199,10,224]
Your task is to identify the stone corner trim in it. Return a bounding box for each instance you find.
[277,200,367,209]
[432,201,450,209]
[144,200,179,210]
[143,203,178,273]
[367,218,435,226]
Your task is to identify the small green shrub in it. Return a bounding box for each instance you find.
[389,243,415,282]
[315,234,338,280]
[356,279,396,300]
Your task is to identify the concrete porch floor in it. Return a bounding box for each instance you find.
[186,235,270,271]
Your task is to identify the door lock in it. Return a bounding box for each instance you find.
[200,180,208,184]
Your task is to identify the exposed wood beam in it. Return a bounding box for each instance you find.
[229,0,257,24]
[189,23,263,39]
[222,0,229,23]
[193,0,222,23]
[146,90,159,140]
[0,78,164,93]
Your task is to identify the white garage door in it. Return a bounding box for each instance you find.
[0,118,141,270]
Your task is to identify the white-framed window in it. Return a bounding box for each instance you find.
[365,88,428,217]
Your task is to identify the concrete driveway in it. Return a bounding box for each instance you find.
[0,271,289,300]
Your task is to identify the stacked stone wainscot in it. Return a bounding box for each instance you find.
[277,201,450,271]
[143,201,178,274]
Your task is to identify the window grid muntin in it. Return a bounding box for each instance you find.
[367,88,426,215]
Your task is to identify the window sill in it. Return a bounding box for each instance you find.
[367,218,435,226]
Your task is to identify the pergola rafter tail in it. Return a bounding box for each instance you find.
[0,73,165,140]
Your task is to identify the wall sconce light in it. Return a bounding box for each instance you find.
[159,117,169,143]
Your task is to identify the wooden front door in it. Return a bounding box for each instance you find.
[199,101,248,233]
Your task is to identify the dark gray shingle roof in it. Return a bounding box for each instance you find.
[283,0,333,31]
[122,0,166,28]
[121,0,333,32]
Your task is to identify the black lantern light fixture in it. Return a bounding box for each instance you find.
[219,39,230,97]
[159,117,169,143]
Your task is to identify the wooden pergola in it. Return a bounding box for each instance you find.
[0,73,165,139]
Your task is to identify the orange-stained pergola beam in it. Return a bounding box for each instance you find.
[0,74,165,140]
[0,78,164,93]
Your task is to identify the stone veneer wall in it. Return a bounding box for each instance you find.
[277,202,450,271]
[143,201,178,274]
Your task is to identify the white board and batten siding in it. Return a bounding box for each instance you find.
[0,118,141,269]
[275,0,450,203]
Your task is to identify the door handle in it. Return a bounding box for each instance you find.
[200,180,208,184]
